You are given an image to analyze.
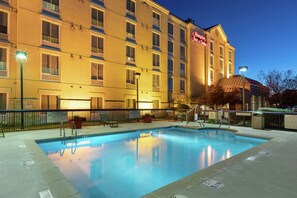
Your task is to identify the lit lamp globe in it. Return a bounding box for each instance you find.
[16,51,28,63]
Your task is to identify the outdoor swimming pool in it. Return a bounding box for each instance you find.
[38,127,267,198]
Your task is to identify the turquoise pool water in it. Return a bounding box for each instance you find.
[38,127,267,198]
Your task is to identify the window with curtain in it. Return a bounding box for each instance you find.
[0,93,6,110]
[0,48,7,77]
[42,54,59,75]
[126,69,135,84]
[91,35,104,56]
[126,22,135,39]
[91,97,103,109]
[126,0,135,16]
[41,95,59,110]
[91,63,103,81]
[126,46,135,62]
[91,8,104,28]
[42,21,59,45]
[153,74,160,92]
[0,11,8,35]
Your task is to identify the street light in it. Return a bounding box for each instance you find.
[16,51,28,129]
[134,72,141,109]
[239,66,248,111]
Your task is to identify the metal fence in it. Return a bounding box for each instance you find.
[0,108,296,132]
[0,109,173,132]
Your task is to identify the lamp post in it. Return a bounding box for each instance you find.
[134,72,141,109]
[239,66,248,111]
[16,51,28,129]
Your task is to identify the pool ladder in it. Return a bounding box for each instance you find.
[60,121,77,140]
[216,112,230,134]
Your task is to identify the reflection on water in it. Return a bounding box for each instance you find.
[39,128,266,198]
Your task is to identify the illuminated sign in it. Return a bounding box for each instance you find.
[191,31,207,46]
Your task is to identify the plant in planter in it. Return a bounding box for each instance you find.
[143,114,152,123]
[69,116,82,129]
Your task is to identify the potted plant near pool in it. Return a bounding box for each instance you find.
[143,114,152,123]
[69,116,82,129]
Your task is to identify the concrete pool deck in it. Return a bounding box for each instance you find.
[0,121,296,198]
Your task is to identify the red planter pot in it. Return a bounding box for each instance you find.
[143,115,152,123]
[69,119,82,129]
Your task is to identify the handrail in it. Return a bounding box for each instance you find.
[0,119,4,138]
[71,121,77,137]
[60,121,66,139]
[186,104,199,124]
[216,110,231,133]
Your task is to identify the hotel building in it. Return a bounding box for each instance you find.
[0,0,235,110]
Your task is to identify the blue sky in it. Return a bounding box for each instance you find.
[154,0,297,81]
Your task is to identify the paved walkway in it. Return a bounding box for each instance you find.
[0,121,296,198]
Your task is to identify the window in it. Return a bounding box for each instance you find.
[229,63,232,74]
[0,93,6,110]
[126,0,135,16]
[41,95,59,110]
[126,69,135,84]
[220,59,224,70]
[180,63,185,77]
[91,63,103,81]
[168,22,173,36]
[91,8,104,29]
[229,51,232,61]
[153,12,160,28]
[168,59,173,74]
[168,77,173,92]
[220,46,224,57]
[152,33,160,48]
[152,100,159,109]
[180,79,185,92]
[168,41,173,54]
[91,97,103,109]
[126,22,135,39]
[0,11,8,40]
[180,46,186,60]
[42,21,59,46]
[152,74,160,92]
[0,48,7,77]
[42,54,59,76]
[126,46,135,63]
[210,41,214,53]
[180,29,186,43]
[210,70,214,84]
[91,35,104,56]
[126,98,135,109]
[210,56,214,67]
[153,54,160,69]
[43,0,59,13]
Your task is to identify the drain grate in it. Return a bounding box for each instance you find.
[203,179,224,189]
[246,150,271,161]
[21,160,35,166]
[18,144,26,148]
[171,195,188,198]
[39,190,53,198]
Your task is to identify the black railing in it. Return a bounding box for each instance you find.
[0,109,296,132]
[0,109,173,132]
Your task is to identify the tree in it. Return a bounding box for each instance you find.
[207,86,225,109]
[258,69,297,95]
[259,69,297,107]
[200,86,240,110]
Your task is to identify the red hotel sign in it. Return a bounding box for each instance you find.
[191,31,207,46]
